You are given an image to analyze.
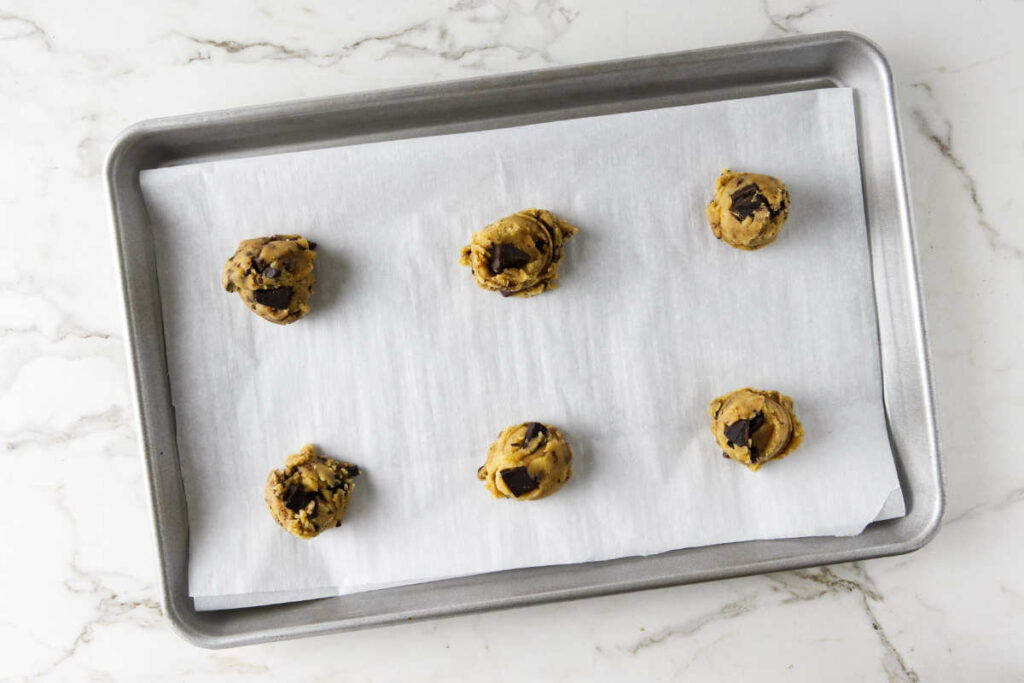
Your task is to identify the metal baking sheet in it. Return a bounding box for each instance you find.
[105,31,944,648]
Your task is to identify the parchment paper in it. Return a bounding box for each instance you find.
[140,88,905,610]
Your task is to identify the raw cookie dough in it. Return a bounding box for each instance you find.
[459,208,579,297]
[706,170,791,250]
[223,234,317,324]
[477,422,573,500]
[709,387,804,471]
[265,444,360,539]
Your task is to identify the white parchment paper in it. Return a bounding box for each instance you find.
[140,88,904,610]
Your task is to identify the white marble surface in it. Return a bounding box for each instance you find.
[1,0,1021,680]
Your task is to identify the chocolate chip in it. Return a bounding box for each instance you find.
[722,452,731,459]
[724,419,752,447]
[729,184,766,221]
[262,266,280,278]
[499,286,515,297]
[278,255,299,273]
[283,484,316,512]
[344,463,360,477]
[534,238,546,251]
[725,412,765,461]
[499,466,539,497]
[252,258,266,273]
[523,422,548,443]
[490,243,531,273]
[253,286,292,309]
[308,241,318,250]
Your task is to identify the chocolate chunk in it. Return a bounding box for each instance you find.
[499,286,515,297]
[252,258,266,273]
[490,243,531,273]
[253,286,292,309]
[724,418,751,447]
[523,422,548,443]
[534,238,547,251]
[344,463,360,477]
[283,484,316,512]
[499,466,539,497]
[722,451,731,459]
[749,445,761,463]
[278,255,299,273]
[729,184,766,221]
[262,266,280,278]
[308,241,318,250]
[748,411,766,434]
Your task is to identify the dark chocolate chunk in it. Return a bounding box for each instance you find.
[253,286,292,309]
[523,422,548,444]
[490,243,531,273]
[724,418,752,447]
[252,258,266,273]
[499,286,515,297]
[308,241,318,250]
[262,266,280,278]
[534,238,547,251]
[344,463,360,477]
[722,452,731,459]
[749,411,766,434]
[749,445,761,463]
[282,484,316,512]
[729,184,766,221]
[278,255,298,273]
[499,466,539,497]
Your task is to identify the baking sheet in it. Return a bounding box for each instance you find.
[140,87,904,610]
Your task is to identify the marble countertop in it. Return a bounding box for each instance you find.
[2,0,1021,680]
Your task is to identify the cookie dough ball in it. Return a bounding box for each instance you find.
[477,422,573,500]
[265,444,360,539]
[709,388,804,471]
[459,208,579,298]
[223,234,317,324]
[706,170,790,250]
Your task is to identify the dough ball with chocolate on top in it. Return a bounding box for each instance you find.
[477,422,573,500]
[709,387,804,471]
[223,234,317,324]
[459,208,579,298]
[265,444,360,539]
[706,170,790,250]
